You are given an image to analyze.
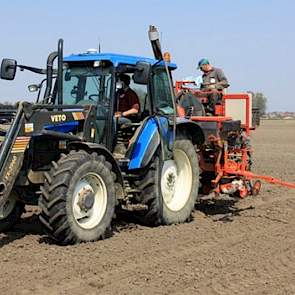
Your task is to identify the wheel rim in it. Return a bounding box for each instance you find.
[0,197,16,219]
[161,149,193,212]
[72,172,107,230]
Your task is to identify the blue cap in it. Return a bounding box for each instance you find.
[198,58,210,69]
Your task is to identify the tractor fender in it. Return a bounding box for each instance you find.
[127,117,169,170]
[176,118,205,145]
[127,117,204,170]
[68,141,123,186]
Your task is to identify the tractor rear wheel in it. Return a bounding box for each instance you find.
[136,136,199,225]
[0,192,24,232]
[39,150,116,245]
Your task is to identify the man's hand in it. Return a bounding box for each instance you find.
[115,112,122,118]
[201,82,216,91]
[208,84,216,89]
[201,82,210,87]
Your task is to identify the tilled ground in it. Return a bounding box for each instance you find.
[0,120,295,295]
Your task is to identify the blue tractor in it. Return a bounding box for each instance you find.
[0,26,204,244]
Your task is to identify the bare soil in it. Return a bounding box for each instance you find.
[1,120,295,295]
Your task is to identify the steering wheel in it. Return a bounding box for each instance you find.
[155,102,174,115]
[89,94,99,101]
[77,99,96,105]
[157,102,170,109]
[71,86,78,98]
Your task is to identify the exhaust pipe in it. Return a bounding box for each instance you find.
[57,38,63,105]
[148,25,163,60]
[43,38,63,104]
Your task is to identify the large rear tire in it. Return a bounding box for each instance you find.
[39,150,116,245]
[136,136,199,225]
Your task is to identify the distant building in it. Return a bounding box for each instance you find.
[262,111,295,120]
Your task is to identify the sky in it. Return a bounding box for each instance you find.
[0,0,294,112]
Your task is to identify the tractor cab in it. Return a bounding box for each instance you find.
[58,52,177,157]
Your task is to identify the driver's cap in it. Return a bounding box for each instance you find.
[197,58,210,69]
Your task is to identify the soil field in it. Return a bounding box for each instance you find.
[0,120,295,295]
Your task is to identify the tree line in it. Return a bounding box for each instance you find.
[0,101,16,109]
[247,91,267,115]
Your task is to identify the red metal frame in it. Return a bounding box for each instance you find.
[226,170,295,189]
[223,94,251,135]
[175,80,295,195]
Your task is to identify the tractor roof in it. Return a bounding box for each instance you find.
[64,52,177,69]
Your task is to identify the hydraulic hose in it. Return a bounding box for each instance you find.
[44,51,58,102]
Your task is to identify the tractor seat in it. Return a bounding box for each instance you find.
[178,91,206,117]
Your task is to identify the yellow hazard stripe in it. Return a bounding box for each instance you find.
[13,141,30,146]
[15,136,31,141]
[11,149,26,153]
[72,112,85,120]
[11,136,30,154]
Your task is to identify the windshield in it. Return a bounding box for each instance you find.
[152,68,175,115]
[62,65,112,105]
[61,65,113,145]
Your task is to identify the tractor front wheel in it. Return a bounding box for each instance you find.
[39,150,116,245]
[0,192,24,232]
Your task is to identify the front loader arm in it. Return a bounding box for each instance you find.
[0,102,27,215]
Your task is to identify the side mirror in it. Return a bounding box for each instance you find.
[1,59,17,80]
[133,61,151,85]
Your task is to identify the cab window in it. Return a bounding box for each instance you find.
[152,68,175,115]
[62,66,112,105]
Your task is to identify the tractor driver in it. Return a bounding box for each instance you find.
[115,74,140,125]
[198,58,229,114]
